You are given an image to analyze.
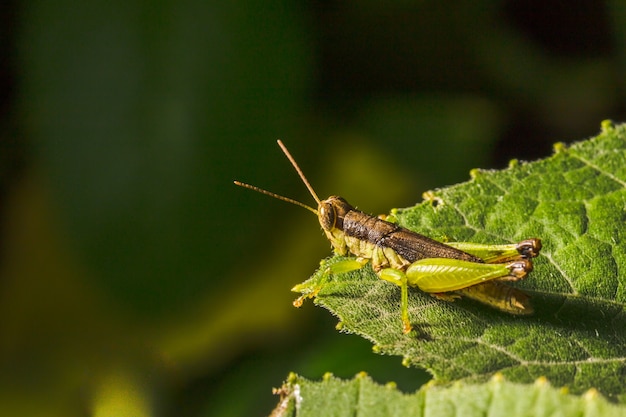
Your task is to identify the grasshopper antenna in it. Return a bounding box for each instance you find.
[233,180,318,215]
[234,140,322,215]
[276,139,322,205]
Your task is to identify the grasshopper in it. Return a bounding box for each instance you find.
[235,140,541,333]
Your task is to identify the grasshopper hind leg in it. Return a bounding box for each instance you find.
[445,238,542,264]
[516,238,542,258]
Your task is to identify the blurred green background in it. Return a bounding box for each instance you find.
[1,1,625,416]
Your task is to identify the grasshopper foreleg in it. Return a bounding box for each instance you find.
[292,258,368,307]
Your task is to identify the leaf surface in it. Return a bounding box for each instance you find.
[293,122,626,399]
[270,373,626,417]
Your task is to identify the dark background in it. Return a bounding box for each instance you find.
[0,1,624,416]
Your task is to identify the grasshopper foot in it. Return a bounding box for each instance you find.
[292,287,321,307]
[292,296,306,308]
[402,320,413,334]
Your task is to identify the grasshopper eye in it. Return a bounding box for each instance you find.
[319,201,336,231]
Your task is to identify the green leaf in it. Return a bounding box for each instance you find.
[293,121,626,400]
[270,373,626,417]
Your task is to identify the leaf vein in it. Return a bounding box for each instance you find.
[571,153,626,188]
[459,337,626,367]
[542,252,577,294]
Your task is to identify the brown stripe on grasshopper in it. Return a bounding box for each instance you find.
[335,200,482,264]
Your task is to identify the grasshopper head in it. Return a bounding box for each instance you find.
[235,141,357,256]
[319,196,353,255]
